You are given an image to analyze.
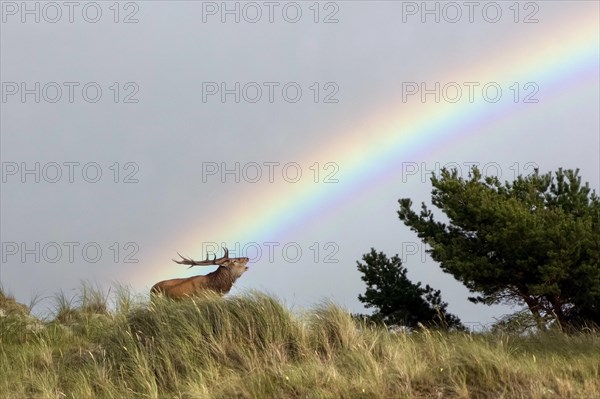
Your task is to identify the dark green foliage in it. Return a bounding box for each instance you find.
[398,167,600,329]
[357,248,463,329]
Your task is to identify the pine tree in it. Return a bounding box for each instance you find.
[357,248,463,329]
[398,167,600,329]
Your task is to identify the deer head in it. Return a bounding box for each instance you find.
[173,247,249,279]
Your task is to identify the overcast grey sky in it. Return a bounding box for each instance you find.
[1,1,599,328]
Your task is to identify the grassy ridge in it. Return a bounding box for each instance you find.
[1,286,599,398]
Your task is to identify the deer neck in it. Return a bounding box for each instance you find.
[206,266,238,292]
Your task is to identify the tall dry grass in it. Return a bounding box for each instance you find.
[1,285,598,398]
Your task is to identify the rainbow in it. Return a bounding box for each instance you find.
[141,9,599,283]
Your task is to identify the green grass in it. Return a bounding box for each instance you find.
[1,286,599,398]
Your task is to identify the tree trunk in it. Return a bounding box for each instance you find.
[548,295,568,331]
[522,295,547,331]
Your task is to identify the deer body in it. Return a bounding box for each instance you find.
[151,248,249,299]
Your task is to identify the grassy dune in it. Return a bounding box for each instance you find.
[1,286,599,399]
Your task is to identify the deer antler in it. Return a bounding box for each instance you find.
[173,247,230,268]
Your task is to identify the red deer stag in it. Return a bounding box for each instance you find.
[151,247,249,299]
